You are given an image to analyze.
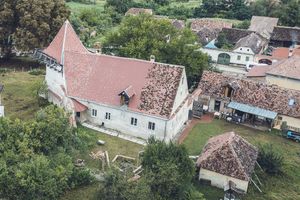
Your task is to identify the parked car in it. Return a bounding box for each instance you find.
[286,130,300,142]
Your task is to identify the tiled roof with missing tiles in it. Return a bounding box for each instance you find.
[196,132,258,181]
[198,71,300,118]
[44,21,184,119]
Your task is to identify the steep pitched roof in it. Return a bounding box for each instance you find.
[198,71,300,118]
[43,20,88,64]
[43,21,185,119]
[249,16,278,39]
[220,28,254,44]
[234,33,267,54]
[271,26,300,42]
[266,57,300,80]
[197,132,258,181]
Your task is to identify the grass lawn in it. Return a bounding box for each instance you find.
[183,120,300,200]
[67,0,106,14]
[1,71,44,120]
[62,126,144,200]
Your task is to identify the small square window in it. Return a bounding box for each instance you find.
[148,122,155,130]
[237,55,241,60]
[131,117,137,126]
[105,112,111,120]
[91,109,97,117]
[245,56,250,61]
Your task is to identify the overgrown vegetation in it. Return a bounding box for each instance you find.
[257,144,284,175]
[0,106,95,200]
[97,137,205,200]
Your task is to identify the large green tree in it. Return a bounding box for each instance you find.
[102,15,209,88]
[0,0,69,59]
[0,106,93,200]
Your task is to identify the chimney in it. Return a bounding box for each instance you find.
[150,55,155,63]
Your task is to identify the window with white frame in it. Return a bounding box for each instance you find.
[245,56,250,61]
[148,122,155,130]
[105,112,111,120]
[91,109,97,117]
[131,117,137,126]
[237,55,241,60]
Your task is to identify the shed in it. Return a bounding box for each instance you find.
[196,132,258,193]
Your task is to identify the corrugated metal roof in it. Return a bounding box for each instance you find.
[228,101,277,119]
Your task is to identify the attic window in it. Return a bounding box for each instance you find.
[240,48,242,50]
[225,86,233,98]
[289,99,295,106]
[118,85,135,106]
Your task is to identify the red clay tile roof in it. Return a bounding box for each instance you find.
[196,132,258,181]
[272,47,290,59]
[43,20,88,64]
[44,21,184,118]
[72,99,88,112]
[198,71,300,118]
[266,57,300,80]
[247,65,272,77]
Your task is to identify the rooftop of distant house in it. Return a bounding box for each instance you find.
[249,16,279,39]
[125,8,153,16]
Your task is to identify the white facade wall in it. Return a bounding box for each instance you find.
[278,115,300,130]
[201,48,255,66]
[199,168,249,192]
[171,70,189,114]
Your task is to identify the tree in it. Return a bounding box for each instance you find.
[105,0,133,14]
[257,144,284,175]
[103,15,209,88]
[0,0,69,59]
[141,137,197,199]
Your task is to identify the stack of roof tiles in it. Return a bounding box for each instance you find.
[43,20,184,119]
[197,132,258,181]
[199,71,300,118]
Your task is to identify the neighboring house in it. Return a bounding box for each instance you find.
[219,28,255,44]
[0,84,3,117]
[270,26,300,47]
[266,57,300,90]
[200,33,267,66]
[33,20,193,141]
[196,132,258,193]
[198,71,300,131]
[246,65,272,82]
[125,8,153,16]
[249,16,279,39]
[190,18,232,45]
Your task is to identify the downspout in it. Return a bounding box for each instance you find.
[163,120,168,141]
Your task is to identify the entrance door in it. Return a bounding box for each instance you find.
[217,53,231,65]
[214,100,221,112]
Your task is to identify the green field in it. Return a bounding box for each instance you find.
[66,1,106,14]
[184,120,300,200]
[1,71,44,120]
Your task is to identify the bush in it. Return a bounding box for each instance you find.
[28,68,45,76]
[68,167,95,188]
[257,144,284,175]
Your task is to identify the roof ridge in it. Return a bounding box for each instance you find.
[227,137,249,180]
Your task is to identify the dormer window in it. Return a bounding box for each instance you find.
[289,99,295,106]
[118,85,135,106]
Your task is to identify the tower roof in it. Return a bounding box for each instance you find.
[43,20,88,64]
